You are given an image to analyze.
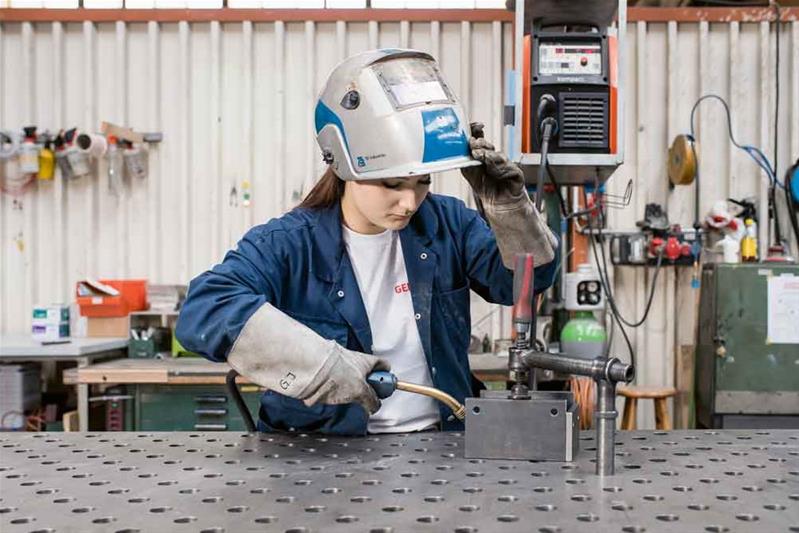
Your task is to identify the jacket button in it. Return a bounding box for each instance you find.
[431,366,437,376]
[414,313,421,320]
[337,290,344,298]
[420,252,428,260]
[447,415,455,422]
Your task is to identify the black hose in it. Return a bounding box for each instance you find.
[226,369,256,432]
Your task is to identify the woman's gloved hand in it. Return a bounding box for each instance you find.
[461,122,527,206]
[460,122,557,268]
[227,303,390,414]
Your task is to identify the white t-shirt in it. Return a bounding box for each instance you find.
[342,226,440,433]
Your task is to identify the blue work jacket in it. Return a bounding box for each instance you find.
[176,193,558,435]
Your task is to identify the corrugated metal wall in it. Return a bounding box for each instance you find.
[1,14,798,428]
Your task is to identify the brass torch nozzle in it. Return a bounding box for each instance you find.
[395,381,466,420]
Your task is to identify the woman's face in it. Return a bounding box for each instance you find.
[342,175,431,233]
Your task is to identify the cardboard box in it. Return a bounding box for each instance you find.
[76,279,148,317]
[86,316,130,338]
[32,304,70,325]
[32,322,70,342]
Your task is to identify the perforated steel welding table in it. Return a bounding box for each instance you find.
[1,430,797,532]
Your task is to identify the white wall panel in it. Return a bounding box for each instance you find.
[1,16,798,429]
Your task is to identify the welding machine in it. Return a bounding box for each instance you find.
[508,0,625,186]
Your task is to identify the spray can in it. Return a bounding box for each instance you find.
[740,218,758,262]
[37,138,55,180]
[19,126,40,174]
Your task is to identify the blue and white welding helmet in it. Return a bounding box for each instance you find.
[315,49,481,181]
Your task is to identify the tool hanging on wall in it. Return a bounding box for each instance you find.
[0,130,35,201]
[667,134,696,187]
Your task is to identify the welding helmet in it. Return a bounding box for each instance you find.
[315,49,480,181]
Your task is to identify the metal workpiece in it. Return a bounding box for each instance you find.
[465,390,580,462]
[521,351,634,384]
[1,431,798,533]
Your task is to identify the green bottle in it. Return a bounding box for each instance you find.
[560,311,607,360]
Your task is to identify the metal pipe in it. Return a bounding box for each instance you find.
[595,378,616,476]
[519,351,633,476]
[396,381,466,420]
[521,351,634,384]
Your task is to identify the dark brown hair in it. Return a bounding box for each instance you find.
[298,167,345,210]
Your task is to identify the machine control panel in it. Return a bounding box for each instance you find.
[538,42,602,76]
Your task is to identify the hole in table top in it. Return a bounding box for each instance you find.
[149,506,171,513]
[534,486,552,493]
[425,496,444,503]
[604,486,622,492]
[612,502,633,511]
[351,496,371,503]
[643,495,663,502]
[463,487,482,494]
[455,528,478,533]
[276,496,295,503]
[717,494,737,501]
[536,504,556,512]
[538,527,561,533]
[392,487,411,494]
[417,516,439,523]
[688,504,709,511]
[363,479,381,486]
[577,513,599,522]
[572,494,591,502]
[53,497,75,504]
[382,506,403,512]
[498,515,519,522]
[764,503,785,511]
[227,506,248,513]
[10,518,34,524]
[673,486,692,492]
[498,495,518,502]
[431,479,449,485]
[72,506,94,513]
[459,505,479,512]
[128,497,149,503]
[254,517,277,524]
[337,515,359,523]
[656,514,679,522]
[305,505,325,513]
[93,517,116,524]
[736,514,758,521]
[369,528,393,533]
[199,529,224,533]
[622,527,645,533]
[704,527,729,533]
[174,516,197,523]
[250,488,269,494]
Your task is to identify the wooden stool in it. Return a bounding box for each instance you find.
[618,386,678,430]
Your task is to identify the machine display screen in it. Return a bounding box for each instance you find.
[538,42,602,76]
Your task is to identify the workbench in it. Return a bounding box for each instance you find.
[1,430,796,532]
[61,356,510,431]
[62,353,511,386]
[0,336,127,432]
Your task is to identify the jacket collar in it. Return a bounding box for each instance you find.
[309,196,439,282]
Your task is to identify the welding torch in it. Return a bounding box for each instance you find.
[366,371,466,421]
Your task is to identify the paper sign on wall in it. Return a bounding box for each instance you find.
[767,274,799,344]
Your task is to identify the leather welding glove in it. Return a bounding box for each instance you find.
[227,303,389,414]
[461,122,558,269]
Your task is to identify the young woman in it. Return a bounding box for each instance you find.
[176,49,558,435]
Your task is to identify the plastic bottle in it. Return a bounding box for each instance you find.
[18,126,40,174]
[740,218,758,262]
[107,135,124,196]
[37,139,55,180]
[719,234,739,263]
